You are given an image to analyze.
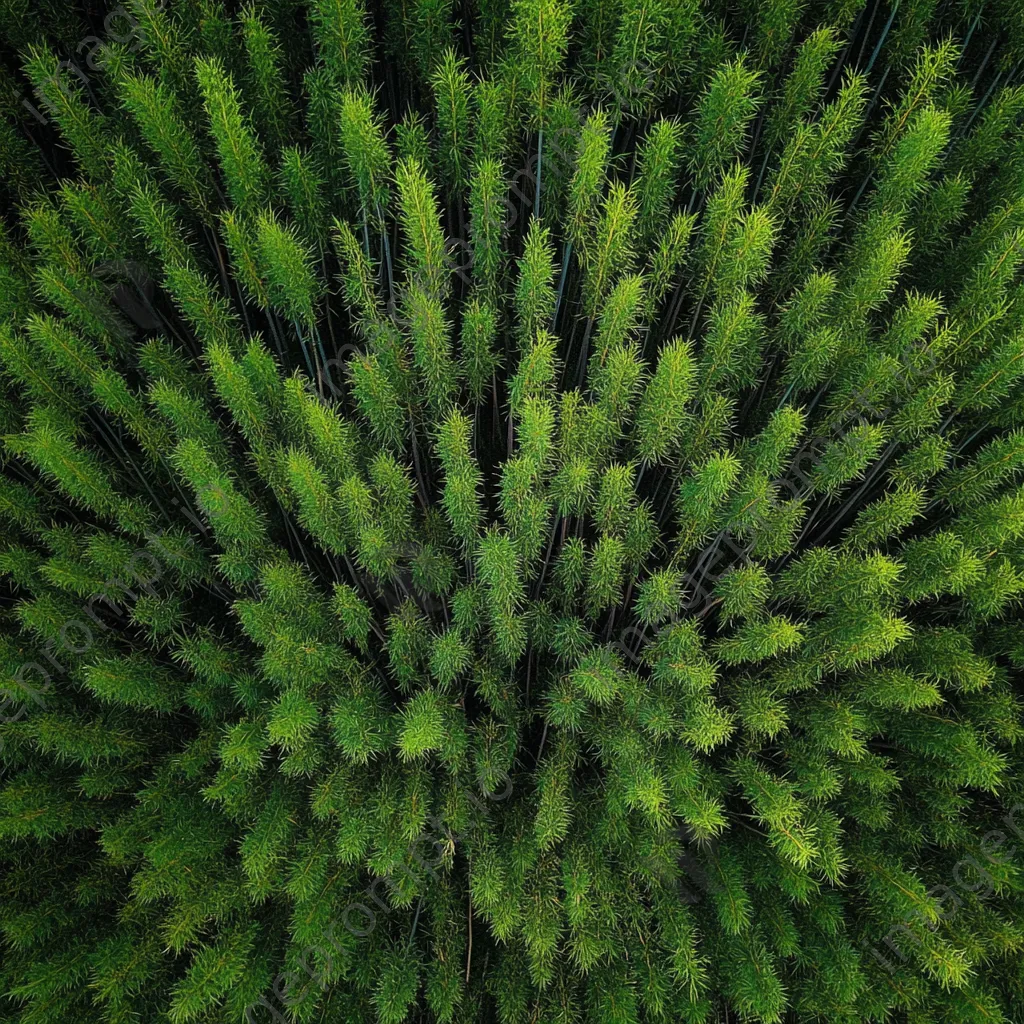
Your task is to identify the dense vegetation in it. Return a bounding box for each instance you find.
[1,0,1024,1021]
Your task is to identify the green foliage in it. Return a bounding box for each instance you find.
[1,3,1024,1024]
